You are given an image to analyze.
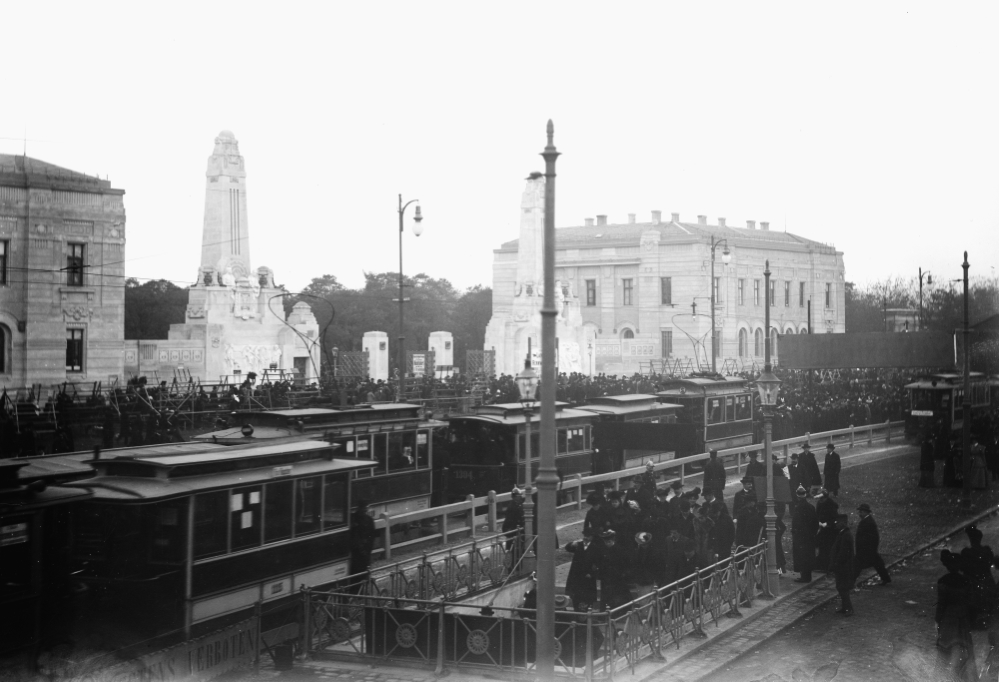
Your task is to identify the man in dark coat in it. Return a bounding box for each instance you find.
[814,490,840,572]
[582,491,608,537]
[732,477,755,519]
[594,529,632,609]
[853,503,890,586]
[565,530,602,611]
[708,503,735,562]
[349,500,378,578]
[829,513,855,615]
[919,435,936,488]
[502,488,526,550]
[735,499,764,548]
[791,485,818,583]
[823,443,842,495]
[798,442,823,493]
[787,453,802,495]
[703,449,727,498]
[745,451,767,479]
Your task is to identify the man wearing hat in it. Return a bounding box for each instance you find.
[746,450,767,479]
[787,452,802,495]
[566,530,601,612]
[735,498,764,548]
[814,489,840,572]
[583,491,608,537]
[732,476,755,520]
[703,449,727,499]
[854,503,890,586]
[829,513,855,615]
[502,488,526,551]
[594,529,632,609]
[667,480,685,517]
[824,443,842,496]
[798,441,823,495]
[349,500,377,578]
[791,485,818,583]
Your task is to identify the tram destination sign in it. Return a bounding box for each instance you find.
[95,618,257,682]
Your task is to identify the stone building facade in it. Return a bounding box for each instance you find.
[488,210,845,376]
[0,155,126,388]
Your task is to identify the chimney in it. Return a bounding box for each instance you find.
[697,215,707,225]
[671,212,680,223]
[651,210,662,224]
[596,215,607,226]
[628,213,636,224]
[584,218,594,227]
[747,220,756,230]
[761,221,770,231]
[718,217,726,227]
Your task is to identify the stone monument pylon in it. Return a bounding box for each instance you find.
[168,131,319,384]
[484,174,586,376]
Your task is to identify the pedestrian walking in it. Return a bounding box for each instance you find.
[853,503,890,586]
[936,550,977,680]
[823,443,841,495]
[792,485,818,583]
[830,513,855,615]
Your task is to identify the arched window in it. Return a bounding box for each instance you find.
[771,329,779,356]
[754,329,763,356]
[800,327,808,334]
[738,328,748,358]
[622,328,635,339]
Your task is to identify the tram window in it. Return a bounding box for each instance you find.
[322,476,348,529]
[584,426,591,450]
[725,397,735,421]
[518,431,541,461]
[264,480,294,543]
[735,395,752,420]
[231,485,263,551]
[74,505,112,560]
[295,477,322,537]
[568,428,585,452]
[416,430,429,468]
[148,500,187,564]
[707,398,723,425]
[355,436,372,477]
[193,492,228,559]
[558,428,568,454]
[370,434,388,474]
[0,515,32,595]
[388,431,417,472]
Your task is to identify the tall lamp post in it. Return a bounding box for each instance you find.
[756,260,782,597]
[961,252,972,507]
[396,195,423,402]
[918,267,933,331]
[535,120,560,679]
[516,360,538,566]
[709,236,731,372]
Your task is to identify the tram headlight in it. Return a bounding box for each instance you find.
[241,424,254,437]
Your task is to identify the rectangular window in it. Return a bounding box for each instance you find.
[713,277,721,303]
[754,280,760,306]
[557,428,568,454]
[66,329,84,372]
[707,397,724,424]
[769,280,776,306]
[387,430,417,472]
[194,491,228,559]
[264,480,294,543]
[0,240,7,285]
[322,476,348,530]
[295,477,322,537]
[567,428,584,452]
[735,395,752,420]
[725,396,735,422]
[799,282,806,307]
[660,276,672,305]
[825,283,832,308]
[67,243,85,286]
[784,281,791,307]
[738,279,745,306]
[622,278,633,306]
[230,485,263,551]
[585,279,596,306]
[661,330,672,358]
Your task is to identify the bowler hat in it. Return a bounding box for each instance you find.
[608,490,623,501]
[857,503,872,513]
[670,481,683,490]
[826,443,835,450]
[586,492,603,505]
[802,442,811,449]
[741,476,754,485]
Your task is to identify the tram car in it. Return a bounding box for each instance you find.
[575,394,684,474]
[654,374,756,463]
[192,404,447,516]
[904,372,991,440]
[61,440,373,651]
[442,402,597,500]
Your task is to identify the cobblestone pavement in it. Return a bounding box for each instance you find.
[660,511,999,682]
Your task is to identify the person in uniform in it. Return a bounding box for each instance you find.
[703,449,727,499]
[792,485,818,583]
[823,443,842,495]
[814,489,840,572]
[798,442,823,494]
[854,502,891,586]
[829,513,855,615]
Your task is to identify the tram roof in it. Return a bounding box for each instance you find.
[263,403,420,417]
[449,403,595,425]
[905,372,987,389]
[656,376,749,397]
[576,394,683,416]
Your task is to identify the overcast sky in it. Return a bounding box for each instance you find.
[3,2,997,294]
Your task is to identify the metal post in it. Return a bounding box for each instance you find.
[379,512,392,561]
[398,194,406,402]
[535,119,560,679]
[435,599,446,676]
[711,237,717,373]
[524,405,534,537]
[487,490,497,532]
[763,260,779,597]
[466,494,476,537]
[585,608,594,682]
[301,587,311,659]
[961,251,972,507]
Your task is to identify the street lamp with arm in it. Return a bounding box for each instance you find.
[756,259,782,597]
[710,236,731,372]
[396,196,423,402]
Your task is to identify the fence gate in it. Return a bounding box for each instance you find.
[335,351,370,379]
[465,350,495,378]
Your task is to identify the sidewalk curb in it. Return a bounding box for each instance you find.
[661,502,999,682]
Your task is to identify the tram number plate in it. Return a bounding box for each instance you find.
[911,410,934,417]
[271,466,293,477]
[455,470,472,480]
